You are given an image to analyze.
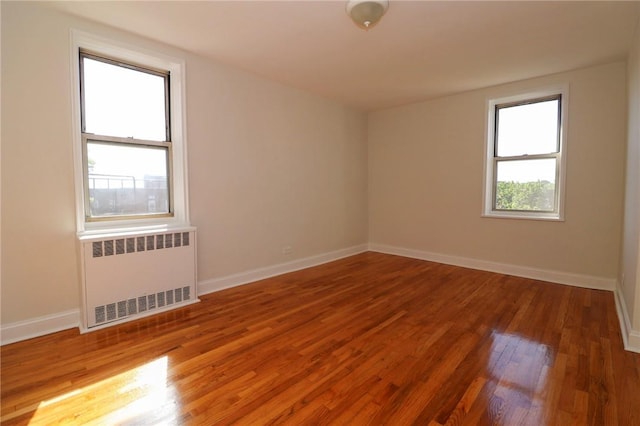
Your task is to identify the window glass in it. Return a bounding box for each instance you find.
[496,98,559,157]
[82,56,167,141]
[86,142,169,217]
[495,158,556,211]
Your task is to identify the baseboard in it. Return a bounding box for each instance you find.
[368,243,616,291]
[1,309,80,346]
[614,284,640,353]
[198,244,369,296]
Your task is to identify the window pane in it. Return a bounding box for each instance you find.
[87,142,169,217]
[83,56,167,141]
[496,98,559,157]
[495,158,556,211]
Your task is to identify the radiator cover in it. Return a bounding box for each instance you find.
[79,228,198,330]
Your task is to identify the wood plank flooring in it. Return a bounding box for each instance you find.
[2,252,640,425]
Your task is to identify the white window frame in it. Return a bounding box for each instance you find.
[482,86,568,221]
[70,30,190,234]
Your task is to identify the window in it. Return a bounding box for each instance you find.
[81,52,171,220]
[483,88,567,220]
[71,31,189,232]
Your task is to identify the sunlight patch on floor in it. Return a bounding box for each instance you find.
[29,356,179,425]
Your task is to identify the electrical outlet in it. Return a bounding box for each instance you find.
[282,245,293,255]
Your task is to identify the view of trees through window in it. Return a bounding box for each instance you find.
[495,180,555,211]
[492,96,561,214]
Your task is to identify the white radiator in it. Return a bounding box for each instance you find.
[78,228,198,331]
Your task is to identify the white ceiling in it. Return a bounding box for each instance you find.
[48,1,640,111]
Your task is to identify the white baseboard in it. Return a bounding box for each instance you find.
[368,243,616,291]
[1,309,80,346]
[198,244,369,296]
[614,284,640,353]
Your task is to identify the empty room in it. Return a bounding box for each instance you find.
[2,1,640,424]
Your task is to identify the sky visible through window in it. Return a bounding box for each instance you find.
[83,57,168,180]
[496,99,559,183]
[496,158,556,185]
[87,142,168,187]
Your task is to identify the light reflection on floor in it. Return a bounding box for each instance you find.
[29,356,179,425]
[483,331,553,425]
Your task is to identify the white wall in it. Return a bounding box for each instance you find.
[1,2,368,325]
[620,17,640,347]
[2,2,80,325]
[369,63,627,284]
[187,54,368,281]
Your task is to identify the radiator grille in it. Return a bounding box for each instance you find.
[91,232,191,258]
[94,286,192,326]
[127,238,135,253]
[95,305,106,323]
[106,303,116,321]
[127,298,137,315]
[92,242,103,257]
[104,240,114,256]
[138,296,147,312]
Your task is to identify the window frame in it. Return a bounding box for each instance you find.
[482,86,568,221]
[71,30,190,234]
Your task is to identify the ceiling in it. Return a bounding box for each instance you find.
[47,1,640,111]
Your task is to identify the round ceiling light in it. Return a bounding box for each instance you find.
[346,0,389,30]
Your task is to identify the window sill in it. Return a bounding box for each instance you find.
[481,211,564,222]
[77,223,195,241]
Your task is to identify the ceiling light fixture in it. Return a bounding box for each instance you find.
[346,0,389,30]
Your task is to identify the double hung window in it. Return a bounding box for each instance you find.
[81,51,172,220]
[483,88,567,220]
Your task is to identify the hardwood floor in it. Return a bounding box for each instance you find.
[2,252,640,425]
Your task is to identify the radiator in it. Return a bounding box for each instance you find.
[79,228,198,330]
